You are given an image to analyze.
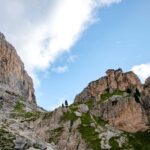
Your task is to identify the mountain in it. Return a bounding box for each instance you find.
[0,32,150,150]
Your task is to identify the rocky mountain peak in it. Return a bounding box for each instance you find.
[0,32,36,103]
[0,32,5,40]
[75,68,142,103]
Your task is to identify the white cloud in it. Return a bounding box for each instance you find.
[132,63,150,83]
[52,65,68,74]
[0,0,122,86]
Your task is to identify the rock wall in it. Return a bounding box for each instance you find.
[75,68,142,103]
[91,96,148,132]
[74,68,150,132]
[0,32,36,103]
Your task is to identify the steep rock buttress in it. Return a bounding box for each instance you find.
[0,32,36,103]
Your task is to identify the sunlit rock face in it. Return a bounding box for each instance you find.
[74,68,150,132]
[0,32,36,103]
[75,68,142,103]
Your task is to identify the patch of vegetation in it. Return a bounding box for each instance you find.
[81,113,93,125]
[85,100,93,109]
[69,104,78,112]
[101,90,124,102]
[13,101,25,113]
[78,113,101,150]
[126,131,150,150]
[0,127,15,149]
[11,110,42,122]
[23,111,42,122]
[61,111,78,123]
[109,137,120,150]
[113,90,124,96]
[13,100,44,121]
[48,127,64,144]
[101,93,112,101]
[79,124,100,150]
[93,116,107,127]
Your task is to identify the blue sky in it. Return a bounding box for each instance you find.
[0,0,150,110]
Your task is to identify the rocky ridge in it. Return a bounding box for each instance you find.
[1,32,150,150]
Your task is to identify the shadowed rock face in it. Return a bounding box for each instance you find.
[0,32,36,103]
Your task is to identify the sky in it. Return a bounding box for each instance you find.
[0,0,150,110]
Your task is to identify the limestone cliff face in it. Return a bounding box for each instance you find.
[74,69,150,132]
[75,69,142,103]
[0,32,36,103]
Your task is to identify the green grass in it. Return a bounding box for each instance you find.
[101,90,124,102]
[85,100,93,109]
[0,127,15,149]
[81,113,93,124]
[23,111,42,122]
[12,108,42,122]
[78,113,101,150]
[109,137,120,150]
[93,116,107,127]
[127,131,150,150]
[13,101,53,122]
[79,124,100,150]
[109,130,150,150]
[61,111,78,123]
[13,101,25,113]
[69,104,78,112]
[113,90,124,96]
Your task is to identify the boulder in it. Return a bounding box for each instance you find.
[78,104,89,113]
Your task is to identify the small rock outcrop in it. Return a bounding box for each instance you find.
[0,32,36,103]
